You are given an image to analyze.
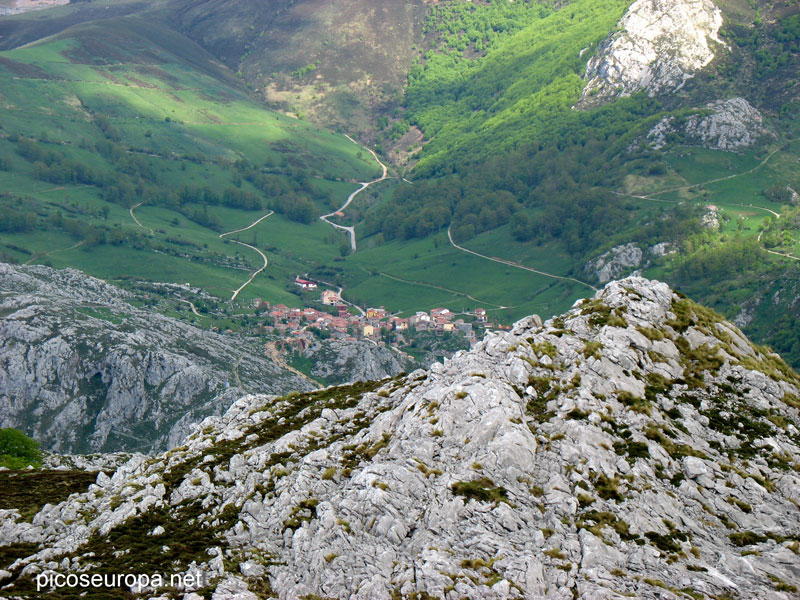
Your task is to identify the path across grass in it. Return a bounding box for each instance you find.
[219,212,274,302]
[320,135,388,252]
[447,225,599,292]
[129,202,154,235]
[614,145,800,261]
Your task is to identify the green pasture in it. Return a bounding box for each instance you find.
[615,142,799,248]
[462,225,578,277]
[655,144,795,207]
[342,231,586,320]
[334,178,406,229]
[661,146,763,186]
[0,17,399,312]
[0,27,380,179]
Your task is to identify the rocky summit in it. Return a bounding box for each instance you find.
[578,0,724,107]
[2,278,800,599]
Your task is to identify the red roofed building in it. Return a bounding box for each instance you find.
[294,277,317,289]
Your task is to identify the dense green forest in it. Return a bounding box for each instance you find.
[406,0,634,171]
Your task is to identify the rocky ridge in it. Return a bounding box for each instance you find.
[584,243,644,284]
[578,0,724,107]
[0,263,414,454]
[2,278,800,599]
[645,98,768,151]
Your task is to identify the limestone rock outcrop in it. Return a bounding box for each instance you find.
[578,0,724,107]
[302,338,414,385]
[1,278,799,599]
[645,97,768,150]
[584,243,643,283]
[0,263,313,453]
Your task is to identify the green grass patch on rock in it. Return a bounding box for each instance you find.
[451,478,510,505]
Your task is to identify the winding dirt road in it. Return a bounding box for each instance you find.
[645,146,782,199]
[23,239,85,265]
[320,136,388,252]
[219,211,274,302]
[177,298,204,317]
[614,145,800,261]
[764,247,800,261]
[447,225,599,292]
[129,202,154,235]
[264,341,322,386]
[220,211,274,236]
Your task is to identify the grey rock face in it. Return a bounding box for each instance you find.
[701,204,721,229]
[649,242,675,258]
[646,98,768,150]
[303,338,413,385]
[584,243,643,283]
[41,452,141,472]
[2,277,800,599]
[578,0,724,107]
[0,263,313,453]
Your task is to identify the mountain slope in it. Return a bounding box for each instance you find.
[0,262,316,454]
[3,0,800,368]
[0,263,411,454]
[167,0,428,134]
[0,1,387,308]
[0,0,590,324]
[2,277,799,598]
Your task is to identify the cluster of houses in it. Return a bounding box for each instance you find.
[252,278,497,350]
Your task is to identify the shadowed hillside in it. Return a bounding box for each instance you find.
[167,0,428,134]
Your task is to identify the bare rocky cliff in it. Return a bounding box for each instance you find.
[301,338,414,386]
[644,97,769,150]
[2,277,799,599]
[578,0,724,107]
[0,264,413,454]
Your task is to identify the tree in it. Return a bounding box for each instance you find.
[0,428,42,469]
[287,197,315,224]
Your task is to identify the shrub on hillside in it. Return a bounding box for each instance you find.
[0,428,42,469]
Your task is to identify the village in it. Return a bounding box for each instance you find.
[252,276,505,356]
